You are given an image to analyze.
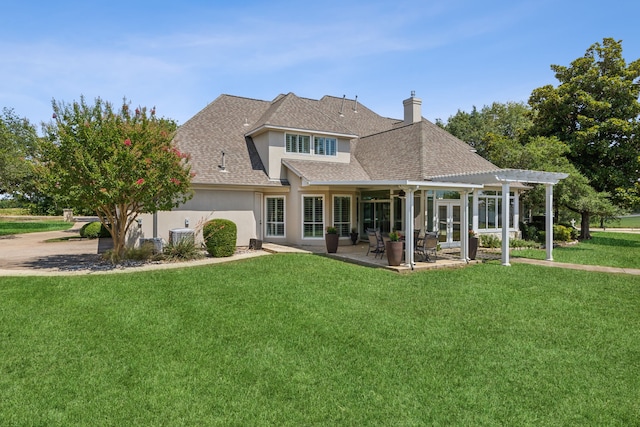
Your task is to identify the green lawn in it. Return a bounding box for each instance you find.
[1,254,639,425]
[512,231,640,269]
[0,218,73,236]
[592,215,640,228]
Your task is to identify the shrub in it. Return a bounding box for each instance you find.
[554,224,573,242]
[510,238,539,249]
[124,244,156,261]
[203,219,237,257]
[80,221,111,239]
[519,222,539,241]
[163,239,204,261]
[559,222,579,240]
[480,234,501,248]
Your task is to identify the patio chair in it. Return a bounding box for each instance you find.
[366,228,386,258]
[415,232,438,262]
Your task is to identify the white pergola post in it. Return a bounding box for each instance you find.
[461,190,469,261]
[472,190,479,233]
[545,184,554,261]
[501,182,511,266]
[404,189,415,268]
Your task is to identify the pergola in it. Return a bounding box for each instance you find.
[305,168,568,268]
[432,169,569,266]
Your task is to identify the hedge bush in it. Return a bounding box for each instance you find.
[479,234,501,248]
[203,219,237,257]
[80,221,111,239]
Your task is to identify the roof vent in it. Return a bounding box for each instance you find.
[218,151,228,172]
[339,95,346,117]
[353,95,358,114]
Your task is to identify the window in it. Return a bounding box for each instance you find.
[286,134,310,154]
[333,196,351,237]
[303,196,324,238]
[314,137,337,156]
[286,133,337,156]
[477,191,514,231]
[266,196,285,237]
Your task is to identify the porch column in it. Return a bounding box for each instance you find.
[461,191,469,261]
[513,191,520,238]
[545,184,554,261]
[472,190,479,232]
[501,183,511,266]
[404,189,415,268]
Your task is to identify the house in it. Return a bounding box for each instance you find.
[141,92,566,266]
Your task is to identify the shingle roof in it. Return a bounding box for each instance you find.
[354,120,499,181]
[283,156,371,182]
[247,93,356,137]
[175,92,501,187]
[174,94,286,186]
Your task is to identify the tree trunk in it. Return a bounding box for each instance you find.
[580,211,592,240]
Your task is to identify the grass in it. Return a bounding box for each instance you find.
[0,207,30,216]
[600,215,640,229]
[0,219,73,236]
[1,254,639,425]
[512,231,640,269]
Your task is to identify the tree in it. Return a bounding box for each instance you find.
[437,102,532,159]
[443,99,618,239]
[40,97,193,261]
[528,38,640,196]
[0,108,39,196]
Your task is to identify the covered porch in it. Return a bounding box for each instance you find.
[305,168,568,268]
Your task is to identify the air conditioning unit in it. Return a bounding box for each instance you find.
[139,237,163,254]
[169,228,195,245]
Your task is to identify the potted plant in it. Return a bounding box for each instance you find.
[349,227,359,245]
[468,229,479,260]
[325,226,339,253]
[386,231,403,266]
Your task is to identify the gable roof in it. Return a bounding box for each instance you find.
[174,94,286,187]
[354,120,499,181]
[175,92,503,187]
[246,93,356,138]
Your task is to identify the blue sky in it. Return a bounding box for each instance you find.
[1,0,639,128]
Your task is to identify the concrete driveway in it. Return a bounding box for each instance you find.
[0,221,111,272]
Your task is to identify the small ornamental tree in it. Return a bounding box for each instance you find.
[40,96,193,261]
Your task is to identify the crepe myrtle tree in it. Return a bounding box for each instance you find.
[41,96,193,261]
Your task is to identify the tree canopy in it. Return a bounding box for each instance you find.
[40,97,193,260]
[0,108,39,196]
[528,38,640,197]
[436,102,531,160]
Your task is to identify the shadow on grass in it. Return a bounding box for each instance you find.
[585,233,640,248]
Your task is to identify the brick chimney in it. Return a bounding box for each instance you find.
[403,91,422,125]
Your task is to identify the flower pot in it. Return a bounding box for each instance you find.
[325,233,339,253]
[386,240,403,266]
[469,236,479,260]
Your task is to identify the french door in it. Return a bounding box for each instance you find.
[437,201,461,248]
[361,201,390,236]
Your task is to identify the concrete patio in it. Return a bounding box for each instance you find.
[262,241,484,273]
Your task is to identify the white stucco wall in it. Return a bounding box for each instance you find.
[252,130,352,180]
[137,188,260,247]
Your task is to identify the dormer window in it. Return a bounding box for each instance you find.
[314,137,336,156]
[286,134,310,153]
[285,133,337,156]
